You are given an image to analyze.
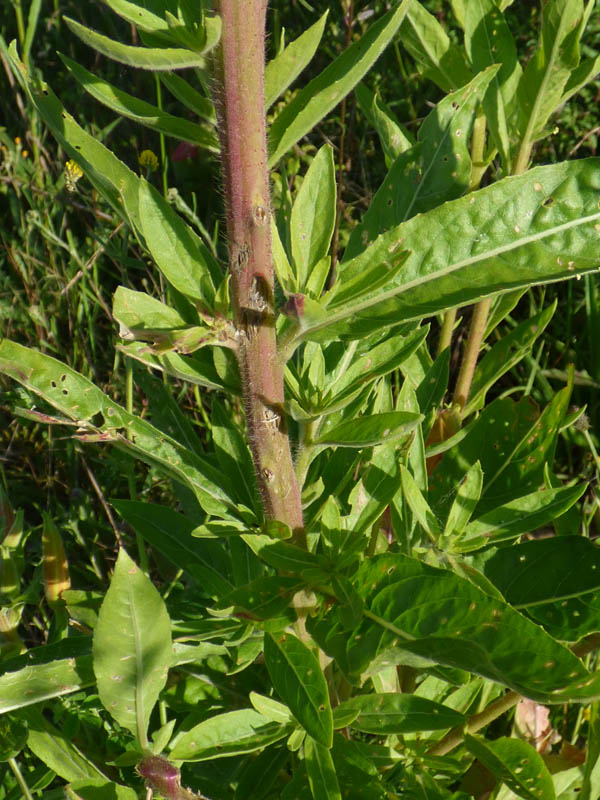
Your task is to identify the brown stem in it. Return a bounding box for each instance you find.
[212,1,304,541]
[452,297,492,410]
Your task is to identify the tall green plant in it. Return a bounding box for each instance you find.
[2,1,600,798]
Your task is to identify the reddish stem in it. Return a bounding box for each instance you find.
[212,1,304,541]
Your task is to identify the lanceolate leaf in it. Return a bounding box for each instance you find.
[64,17,208,70]
[305,737,342,800]
[138,178,219,308]
[93,549,172,744]
[111,500,234,599]
[399,2,472,92]
[465,734,555,800]
[336,553,600,702]
[295,159,600,343]
[454,483,586,552]
[334,693,464,734]
[169,709,289,761]
[265,11,329,109]
[0,652,94,714]
[268,1,410,166]
[346,66,499,259]
[264,632,333,748]
[100,0,169,33]
[60,54,219,151]
[517,0,585,145]
[316,412,422,448]
[290,144,336,290]
[461,0,521,168]
[0,341,236,516]
[8,44,144,236]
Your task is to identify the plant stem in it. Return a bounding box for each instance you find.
[452,297,492,410]
[437,307,457,356]
[212,1,304,542]
[450,114,491,411]
[8,757,34,800]
[427,690,520,757]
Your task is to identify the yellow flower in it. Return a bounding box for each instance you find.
[65,160,83,192]
[14,137,21,145]
[139,149,159,172]
[21,150,28,158]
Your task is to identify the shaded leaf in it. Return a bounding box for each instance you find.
[305,736,342,800]
[264,632,333,748]
[465,734,555,800]
[334,693,464,734]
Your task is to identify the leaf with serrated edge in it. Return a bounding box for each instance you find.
[93,549,172,744]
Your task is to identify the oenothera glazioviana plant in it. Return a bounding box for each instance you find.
[2,1,600,798]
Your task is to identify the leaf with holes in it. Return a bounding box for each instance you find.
[93,549,172,745]
[0,341,236,516]
[465,734,555,800]
[334,693,464,734]
[453,483,586,553]
[264,632,333,748]
[478,534,600,608]
[345,66,499,260]
[321,553,600,702]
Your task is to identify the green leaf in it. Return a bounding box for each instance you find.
[93,548,172,745]
[217,576,301,622]
[455,483,586,552]
[64,17,208,70]
[0,652,94,714]
[60,54,218,151]
[113,287,187,334]
[517,0,585,146]
[399,2,472,92]
[265,11,328,109]
[138,178,218,308]
[334,693,464,734]
[111,500,233,599]
[66,780,138,800]
[100,0,168,32]
[294,160,600,343]
[400,465,442,542]
[480,534,600,607]
[465,734,555,800]
[159,72,215,124]
[264,632,333,748]
[347,67,499,260]
[211,400,259,512]
[268,1,410,166]
[169,709,289,760]
[305,736,342,800]
[355,82,414,163]
[242,535,324,574]
[461,0,521,168]
[316,411,422,448]
[7,45,144,235]
[290,144,336,291]
[0,341,235,515]
[343,553,600,702]
[443,461,483,538]
[529,593,600,642]
[19,707,106,782]
[234,746,291,800]
[0,716,28,761]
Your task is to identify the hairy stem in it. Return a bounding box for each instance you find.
[212,1,304,541]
